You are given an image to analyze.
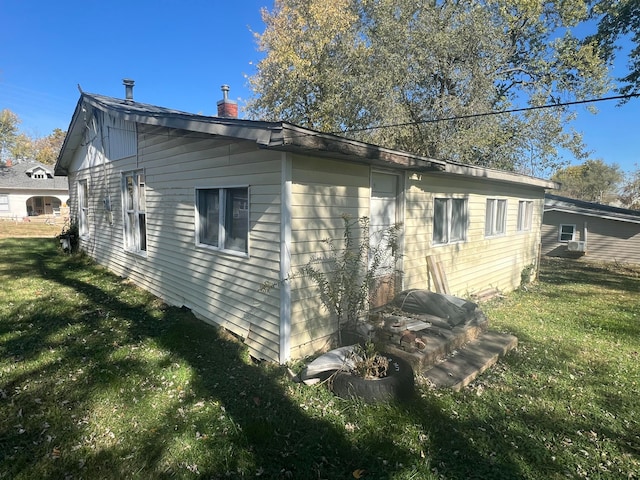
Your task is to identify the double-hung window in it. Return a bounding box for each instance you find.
[433,197,467,245]
[196,186,249,255]
[517,200,533,232]
[559,224,575,242]
[122,170,147,253]
[485,199,507,237]
[78,180,89,236]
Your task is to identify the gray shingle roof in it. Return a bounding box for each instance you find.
[545,193,640,224]
[0,160,68,191]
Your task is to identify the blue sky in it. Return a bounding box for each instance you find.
[1,0,638,175]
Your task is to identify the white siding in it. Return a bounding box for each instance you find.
[403,173,544,297]
[288,156,371,358]
[71,116,284,362]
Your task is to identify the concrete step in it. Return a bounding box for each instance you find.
[377,309,489,372]
[421,331,518,391]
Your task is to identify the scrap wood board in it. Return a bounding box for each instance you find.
[426,255,450,294]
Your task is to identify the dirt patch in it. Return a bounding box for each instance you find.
[0,219,65,238]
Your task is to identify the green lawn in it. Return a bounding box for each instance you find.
[1,238,639,479]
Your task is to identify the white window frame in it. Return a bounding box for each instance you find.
[195,186,250,257]
[485,198,507,237]
[517,200,533,232]
[122,170,147,255]
[78,180,89,237]
[558,224,576,242]
[433,197,467,245]
[0,194,9,212]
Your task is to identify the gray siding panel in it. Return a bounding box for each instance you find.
[542,211,640,264]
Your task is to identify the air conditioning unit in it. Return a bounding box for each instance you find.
[567,241,587,252]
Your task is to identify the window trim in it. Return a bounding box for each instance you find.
[121,170,147,256]
[485,198,507,237]
[558,224,576,242]
[0,194,9,212]
[78,179,89,237]
[432,197,468,246]
[195,185,250,257]
[517,200,533,232]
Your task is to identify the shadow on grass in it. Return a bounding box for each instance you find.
[539,257,640,293]
[1,239,414,478]
[2,240,637,479]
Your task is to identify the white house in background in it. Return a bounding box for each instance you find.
[0,159,68,219]
[54,81,557,363]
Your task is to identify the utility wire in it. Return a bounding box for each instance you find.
[329,92,640,136]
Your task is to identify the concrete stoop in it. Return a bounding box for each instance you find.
[374,309,517,391]
[420,331,517,391]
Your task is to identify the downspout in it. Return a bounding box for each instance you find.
[584,221,588,253]
[279,152,292,364]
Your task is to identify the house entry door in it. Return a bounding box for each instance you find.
[370,172,400,308]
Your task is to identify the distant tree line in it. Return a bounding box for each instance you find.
[0,109,65,166]
[553,160,640,210]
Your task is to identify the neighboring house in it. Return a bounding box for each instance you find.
[54,81,556,363]
[0,159,69,219]
[542,193,640,264]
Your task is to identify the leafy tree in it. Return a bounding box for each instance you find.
[0,109,20,163]
[247,0,610,175]
[33,128,66,165]
[0,108,65,165]
[620,164,640,209]
[552,159,623,202]
[590,0,640,97]
[10,133,35,161]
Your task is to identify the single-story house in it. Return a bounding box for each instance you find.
[54,81,556,363]
[0,159,68,219]
[542,193,640,264]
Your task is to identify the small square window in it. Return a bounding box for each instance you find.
[433,198,467,245]
[196,187,249,255]
[559,224,575,242]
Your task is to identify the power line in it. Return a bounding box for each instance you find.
[330,92,640,136]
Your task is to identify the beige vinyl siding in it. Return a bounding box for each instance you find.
[71,117,284,362]
[542,211,640,264]
[403,173,544,297]
[288,156,371,358]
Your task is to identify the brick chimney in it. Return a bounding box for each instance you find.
[217,85,238,118]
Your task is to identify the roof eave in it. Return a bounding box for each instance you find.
[443,162,559,189]
[54,95,87,176]
[544,206,640,224]
[272,123,446,172]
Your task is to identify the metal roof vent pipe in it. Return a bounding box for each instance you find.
[216,84,238,118]
[123,78,135,102]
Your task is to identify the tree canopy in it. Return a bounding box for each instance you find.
[552,159,623,203]
[590,0,640,97]
[0,109,64,165]
[620,164,640,209]
[0,109,20,162]
[247,0,611,176]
